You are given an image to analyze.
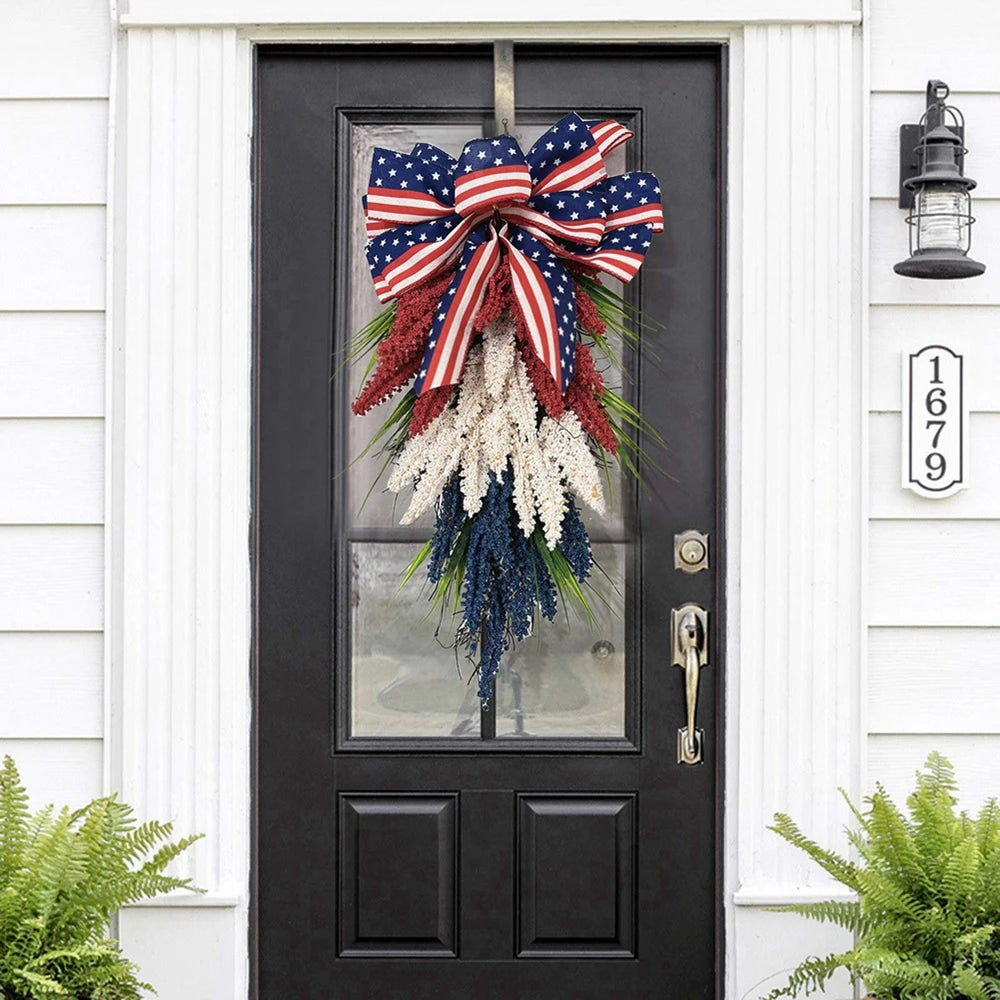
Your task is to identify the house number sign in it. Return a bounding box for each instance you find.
[902,345,967,498]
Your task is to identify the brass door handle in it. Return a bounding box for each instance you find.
[671,604,709,765]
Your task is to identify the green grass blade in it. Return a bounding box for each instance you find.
[395,540,433,597]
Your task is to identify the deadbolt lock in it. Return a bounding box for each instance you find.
[674,529,709,574]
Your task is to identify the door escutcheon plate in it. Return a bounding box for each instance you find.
[674,529,709,573]
[670,603,709,764]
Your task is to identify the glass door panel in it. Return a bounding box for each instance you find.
[494,541,628,738]
[343,117,637,743]
[350,540,481,737]
[347,123,485,738]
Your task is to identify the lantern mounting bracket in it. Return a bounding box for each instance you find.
[898,80,964,209]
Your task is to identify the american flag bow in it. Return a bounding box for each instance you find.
[363,112,664,396]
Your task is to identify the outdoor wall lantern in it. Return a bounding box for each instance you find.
[895,80,985,279]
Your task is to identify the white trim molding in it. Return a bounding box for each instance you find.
[107,21,254,1000]
[107,15,865,1000]
[730,21,863,900]
[723,20,864,999]
[121,0,861,28]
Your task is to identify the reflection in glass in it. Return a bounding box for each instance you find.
[350,542,480,737]
[344,120,634,741]
[495,543,628,738]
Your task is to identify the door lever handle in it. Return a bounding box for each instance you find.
[671,603,709,765]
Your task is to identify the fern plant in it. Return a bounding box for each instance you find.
[762,752,1000,999]
[0,756,203,999]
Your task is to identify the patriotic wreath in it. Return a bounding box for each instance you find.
[351,112,663,704]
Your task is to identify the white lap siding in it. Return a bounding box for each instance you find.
[0,0,109,809]
[868,0,1000,810]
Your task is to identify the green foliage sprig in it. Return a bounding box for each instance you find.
[0,756,203,1000]
[763,752,1000,1000]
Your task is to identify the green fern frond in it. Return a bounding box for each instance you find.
[767,899,865,935]
[954,952,1000,999]
[854,865,926,922]
[855,947,953,995]
[0,757,202,1000]
[866,784,929,887]
[954,963,992,1000]
[759,952,853,999]
[925,752,961,796]
[977,799,1000,855]
[908,756,962,866]
[943,836,982,923]
[0,758,30,888]
[761,754,1000,1000]
[768,813,861,891]
[11,967,68,997]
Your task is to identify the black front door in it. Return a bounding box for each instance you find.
[255,44,724,999]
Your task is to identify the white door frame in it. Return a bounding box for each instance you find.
[105,5,866,997]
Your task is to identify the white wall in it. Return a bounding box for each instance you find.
[0,14,250,993]
[0,0,110,810]
[867,1,1000,811]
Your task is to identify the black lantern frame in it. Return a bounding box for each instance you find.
[895,80,985,280]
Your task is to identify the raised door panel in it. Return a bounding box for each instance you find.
[339,794,458,957]
[517,794,636,958]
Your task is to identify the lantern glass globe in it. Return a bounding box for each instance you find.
[915,183,971,252]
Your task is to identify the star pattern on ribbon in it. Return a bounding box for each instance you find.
[363,113,664,396]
